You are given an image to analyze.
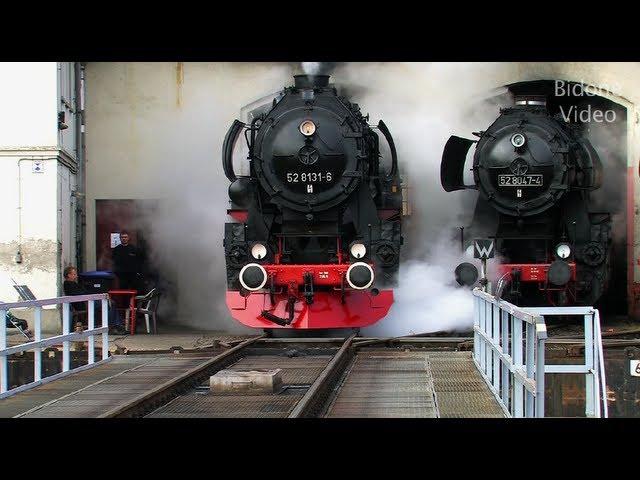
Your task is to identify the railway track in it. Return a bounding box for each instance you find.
[1,335,503,418]
[97,335,502,418]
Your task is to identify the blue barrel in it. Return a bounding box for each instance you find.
[78,271,115,293]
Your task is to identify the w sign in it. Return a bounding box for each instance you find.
[474,239,495,259]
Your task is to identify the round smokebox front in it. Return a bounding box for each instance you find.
[254,105,360,212]
[474,114,570,217]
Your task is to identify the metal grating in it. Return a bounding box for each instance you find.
[14,355,213,418]
[428,351,504,418]
[147,393,304,418]
[326,351,438,418]
[0,357,157,418]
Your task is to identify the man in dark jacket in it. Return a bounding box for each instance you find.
[112,230,143,291]
[63,265,89,318]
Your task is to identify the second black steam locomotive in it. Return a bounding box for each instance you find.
[441,98,612,306]
[223,74,403,329]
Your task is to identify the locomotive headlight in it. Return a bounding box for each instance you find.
[239,263,268,291]
[299,120,316,136]
[350,243,367,259]
[346,262,374,290]
[555,243,571,259]
[251,243,267,260]
[511,133,526,148]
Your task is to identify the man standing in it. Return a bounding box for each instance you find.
[112,230,143,291]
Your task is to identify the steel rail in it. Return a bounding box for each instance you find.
[288,333,356,418]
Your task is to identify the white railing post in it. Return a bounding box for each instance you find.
[474,296,480,363]
[88,300,95,365]
[594,311,608,418]
[525,323,535,417]
[62,302,71,373]
[480,299,486,374]
[501,309,510,410]
[485,300,490,375]
[584,312,595,417]
[512,316,523,417]
[101,299,109,360]
[492,303,500,392]
[535,321,547,418]
[0,309,7,394]
[34,307,42,382]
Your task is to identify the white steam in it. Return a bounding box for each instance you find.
[302,62,322,75]
[364,236,477,336]
[332,63,514,336]
[120,63,294,334]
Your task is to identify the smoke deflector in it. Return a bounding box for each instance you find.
[441,135,476,192]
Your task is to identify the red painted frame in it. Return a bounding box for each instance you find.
[263,263,354,287]
[226,290,394,329]
[227,261,394,329]
[496,263,577,282]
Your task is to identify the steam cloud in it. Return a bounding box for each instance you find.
[328,63,514,337]
[126,63,293,334]
[136,62,511,335]
[120,63,626,336]
[302,62,321,75]
[301,62,337,76]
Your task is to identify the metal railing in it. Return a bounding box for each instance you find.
[523,306,608,418]
[473,288,608,418]
[0,294,111,399]
[473,288,547,417]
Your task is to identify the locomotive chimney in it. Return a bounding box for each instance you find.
[294,74,330,89]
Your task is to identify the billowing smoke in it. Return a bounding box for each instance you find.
[302,62,322,75]
[138,62,509,335]
[301,62,338,76]
[113,63,295,334]
[585,110,627,241]
[324,63,515,336]
[112,62,635,336]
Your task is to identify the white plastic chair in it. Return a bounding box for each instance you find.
[124,288,160,334]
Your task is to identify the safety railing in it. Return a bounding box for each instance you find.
[523,306,608,418]
[0,294,111,399]
[472,288,547,417]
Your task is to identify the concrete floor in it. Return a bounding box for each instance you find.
[5,317,639,354]
[4,326,256,354]
[107,330,256,353]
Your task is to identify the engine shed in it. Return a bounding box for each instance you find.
[0,62,639,332]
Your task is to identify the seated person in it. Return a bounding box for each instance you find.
[63,266,126,334]
[63,266,88,320]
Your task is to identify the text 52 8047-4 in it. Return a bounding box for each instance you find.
[498,174,543,187]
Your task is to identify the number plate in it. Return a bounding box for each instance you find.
[498,174,543,187]
[285,171,334,184]
[631,360,640,377]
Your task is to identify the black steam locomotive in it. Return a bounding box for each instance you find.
[223,74,403,329]
[441,99,612,306]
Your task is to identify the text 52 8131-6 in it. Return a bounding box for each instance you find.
[286,172,333,183]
